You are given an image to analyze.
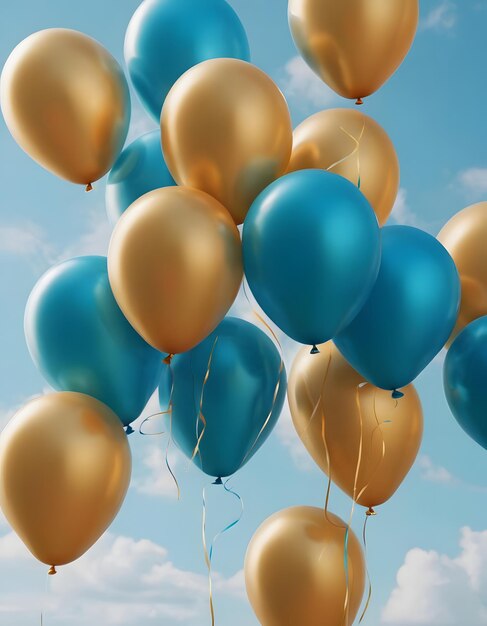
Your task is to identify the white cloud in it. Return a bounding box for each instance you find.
[458,168,487,197]
[419,455,487,493]
[127,100,158,144]
[421,2,457,31]
[390,188,425,228]
[60,208,112,260]
[0,222,56,267]
[280,56,340,111]
[275,405,314,471]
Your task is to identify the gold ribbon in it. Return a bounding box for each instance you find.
[192,336,219,461]
[326,123,366,190]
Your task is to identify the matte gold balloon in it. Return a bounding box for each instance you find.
[288,0,419,103]
[108,186,243,355]
[288,108,399,225]
[161,58,293,225]
[1,29,130,189]
[438,203,487,341]
[288,343,423,509]
[245,506,365,626]
[0,392,131,570]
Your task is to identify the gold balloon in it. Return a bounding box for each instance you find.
[288,343,423,509]
[288,108,399,225]
[161,58,293,225]
[1,29,130,189]
[0,392,131,570]
[288,0,419,103]
[245,506,365,626]
[438,202,487,341]
[108,186,243,355]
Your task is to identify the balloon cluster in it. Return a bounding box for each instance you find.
[0,0,484,624]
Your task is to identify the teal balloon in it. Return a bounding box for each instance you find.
[444,316,487,449]
[242,169,381,347]
[335,226,461,391]
[25,256,163,427]
[106,131,175,224]
[124,0,250,120]
[159,317,286,478]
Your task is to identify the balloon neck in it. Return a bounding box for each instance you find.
[163,354,174,365]
[125,425,135,436]
[366,507,376,517]
[392,389,404,400]
[310,345,320,355]
[48,565,57,576]
[85,183,93,192]
[355,97,364,106]
[213,477,223,486]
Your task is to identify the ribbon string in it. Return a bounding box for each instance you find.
[326,122,366,190]
[192,336,219,462]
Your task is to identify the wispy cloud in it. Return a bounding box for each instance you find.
[390,188,425,228]
[421,2,457,31]
[419,455,487,493]
[0,222,56,268]
[458,167,487,198]
[280,56,340,112]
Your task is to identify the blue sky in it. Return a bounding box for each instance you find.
[1,1,487,625]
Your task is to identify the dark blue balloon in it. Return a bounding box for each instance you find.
[444,316,487,449]
[106,131,175,224]
[242,169,381,347]
[125,0,250,120]
[159,317,286,478]
[335,226,461,391]
[25,256,163,427]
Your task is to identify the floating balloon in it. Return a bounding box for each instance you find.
[108,187,243,355]
[243,169,381,347]
[288,0,419,103]
[287,108,399,226]
[25,257,162,428]
[106,131,175,224]
[245,506,365,626]
[161,58,293,224]
[335,226,460,391]
[444,316,487,450]
[288,343,423,509]
[159,317,286,478]
[438,202,487,342]
[125,0,250,120]
[1,29,130,189]
[0,392,131,570]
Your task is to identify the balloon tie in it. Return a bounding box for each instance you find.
[355,97,364,105]
[310,344,320,355]
[163,354,174,365]
[191,337,219,461]
[125,425,134,435]
[48,566,56,576]
[392,389,404,400]
[85,183,93,192]
[366,507,376,517]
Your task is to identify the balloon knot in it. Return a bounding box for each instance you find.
[366,507,376,517]
[355,97,364,106]
[48,565,57,576]
[310,345,320,355]
[163,354,174,365]
[125,425,135,435]
[213,477,223,486]
[85,183,93,192]
[392,389,404,399]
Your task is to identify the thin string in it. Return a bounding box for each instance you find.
[191,337,219,461]
[359,514,373,623]
[326,123,366,191]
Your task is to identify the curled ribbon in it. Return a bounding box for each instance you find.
[326,122,366,190]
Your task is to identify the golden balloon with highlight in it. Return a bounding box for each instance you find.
[0,392,131,570]
[161,58,293,225]
[288,343,423,509]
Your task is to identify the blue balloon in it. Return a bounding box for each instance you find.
[106,131,175,224]
[125,0,250,120]
[159,317,286,478]
[444,317,487,449]
[242,169,381,347]
[25,256,163,427]
[335,226,461,391]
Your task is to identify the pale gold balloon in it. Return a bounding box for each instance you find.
[1,29,130,189]
[288,0,419,103]
[108,186,243,355]
[288,343,423,509]
[0,392,131,570]
[438,203,487,341]
[161,58,293,225]
[288,108,399,225]
[245,506,365,626]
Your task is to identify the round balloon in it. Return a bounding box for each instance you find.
[0,392,131,570]
[245,506,365,626]
[159,317,286,478]
[288,0,419,103]
[335,226,461,391]
[125,0,250,120]
[444,316,487,450]
[108,187,243,355]
[243,169,381,347]
[106,131,175,224]
[25,256,163,427]
[1,29,130,189]
[287,108,399,226]
[288,343,423,509]
[161,58,293,225]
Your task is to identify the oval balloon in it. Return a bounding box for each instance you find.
[288,0,419,103]
[287,108,399,226]
[245,506,365,626]
[243,169,381,347]
[0,392,131,569]
[125,0,250,120]
[161,58,293,225]
[335,226,461,391]
[106,131,175,224]
[444,316,487,450]
[25,256,163,428]
[288,343,423,508]
[1,29,130,189]
[159,317,286,478]
[108,187,243,355]
[438,202,487,342]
